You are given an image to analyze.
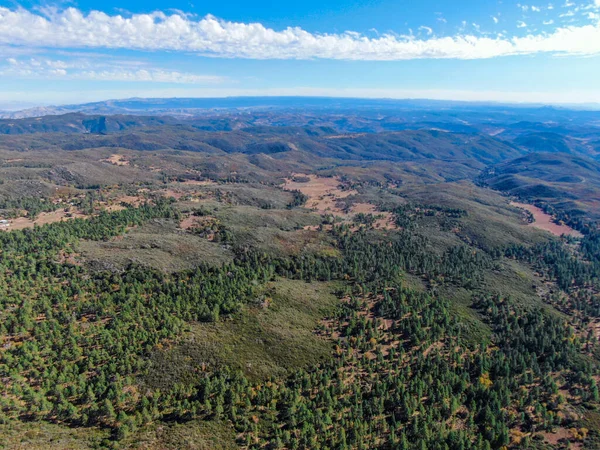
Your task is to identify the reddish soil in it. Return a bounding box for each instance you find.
[511,202,583,238]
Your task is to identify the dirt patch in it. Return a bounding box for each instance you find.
[179,215,215,231]
[284,174,357,216]
[350,202,395,230]
[510,202,583,238]
[283,174,395,230]
[180,180,218,186]
[103,154,130,166]
[102,195,146,212]
[179,216,199,230]
[541,427,583,448]
[2,208,89,231]
[161,189,186,200]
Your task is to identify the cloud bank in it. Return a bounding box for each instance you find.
[0,7,600,60]
[0,57,226,84]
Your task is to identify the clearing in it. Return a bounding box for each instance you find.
[102,154,130,166]
[283,174,395,229]
[510,201,583,238]
[1,208,89,231]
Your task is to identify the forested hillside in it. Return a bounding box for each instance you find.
[0,108,600,449]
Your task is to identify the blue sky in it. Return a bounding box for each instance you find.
[0,0,600,108]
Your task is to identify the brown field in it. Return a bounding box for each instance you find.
[2,209,89,231]
[284,174,395,229]
[284,174,357,216]
[179,215,216,231]
[510,202,583,238]
[103,195,146,212]
[103,154,130,166]
[350,202,396,230]
[179,216,199,230]
[180,180,217,186]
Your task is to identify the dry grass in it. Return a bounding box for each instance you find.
[511,201,583,238]
[283,174,395,229]
[102,154,130,166]
[1,208,89,231]
[284,174,357,216]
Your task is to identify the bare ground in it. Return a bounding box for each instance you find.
[284,174,395,229]
[510,201,583,238]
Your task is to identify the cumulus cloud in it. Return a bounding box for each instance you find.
[0,57,225,83]
[1,7,600,60]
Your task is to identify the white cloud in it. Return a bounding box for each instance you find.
[1,7,600,61]
[532,6,542,11]
[79,69,224,83]
[0,57,225,84]
[418,26,433,35]
[517,21,528,27]
[492,16,499,24]
[543,19,555,24]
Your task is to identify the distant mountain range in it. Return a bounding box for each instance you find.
[2,96,600,122]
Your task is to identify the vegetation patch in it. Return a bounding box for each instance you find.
[144,279,340,386]
[78,219,234,272]
[124,419,237,450]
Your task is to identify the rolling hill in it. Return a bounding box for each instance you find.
[481,152,600,221]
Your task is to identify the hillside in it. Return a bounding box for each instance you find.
[0,114,524,166]
[513,131,600,159]
[0,108,600,449]
[481,152,600,222]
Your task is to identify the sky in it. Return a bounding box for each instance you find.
[1,0,600,108]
